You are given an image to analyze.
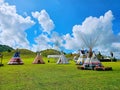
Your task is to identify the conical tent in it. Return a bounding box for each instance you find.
[8,50,24,65]
[33,52,45,64]
[76,50,87,65]
[57,54,69,64]
[83,53,101,67]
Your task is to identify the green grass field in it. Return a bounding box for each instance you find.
[0,53,120,90]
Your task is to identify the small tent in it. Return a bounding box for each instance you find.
[32,52,45,64]
[8,50,24,65]
[57,54,69,64]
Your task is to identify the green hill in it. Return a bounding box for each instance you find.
[0,44,14,52]
[40,49,61,57]
[1,48,62,59]
[2,49,36,59]
[0,45,69,59]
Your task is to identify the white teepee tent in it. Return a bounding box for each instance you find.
[76,50,87,65]
[57,53,69,64]
[83,53,101,67]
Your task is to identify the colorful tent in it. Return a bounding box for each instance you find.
[8,50,24,65]
[32,52,45,64]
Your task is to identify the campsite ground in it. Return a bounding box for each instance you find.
[0,54,120,90]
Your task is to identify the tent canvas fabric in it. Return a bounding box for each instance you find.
[33,53,45,64]
[83,53,101,67]
[76,50,87,65]
[76,55,87,65]
[8,51,24,65]
[57,54,69,64]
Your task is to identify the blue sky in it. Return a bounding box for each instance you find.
[5,0,120,33]
[0,0,120,58]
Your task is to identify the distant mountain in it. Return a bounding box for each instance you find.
[0,44,14,52]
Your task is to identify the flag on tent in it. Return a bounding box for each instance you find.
[8,51,24,65]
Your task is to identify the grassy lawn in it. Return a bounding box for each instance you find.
[0,54,120,90]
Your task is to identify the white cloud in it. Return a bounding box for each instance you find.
[63,33,81,50]
[32,31,64,52]
[0,0,4,4]
[63,10,120,52]
[0,1,35,49]
[112,43,120,50]
[31,33,52,52]
[50,32,64,50]
[32,10,55,34]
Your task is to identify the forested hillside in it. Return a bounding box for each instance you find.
[0,44,14,52]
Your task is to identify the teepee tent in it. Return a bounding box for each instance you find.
[76,50,87,65]
[57,53,69,64]
[79,29,102,69]
[83,53,101,67]
[8,49,24,65]
[33,52,45,64]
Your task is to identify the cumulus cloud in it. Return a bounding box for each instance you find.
[32,10,55,34]
[63,33,81,50]
[31,33,52,52]
[0,1,35,49]
[63,10,120,52]
[31,10,63,51]
[31,31,64,52]
[50,32,64,50]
